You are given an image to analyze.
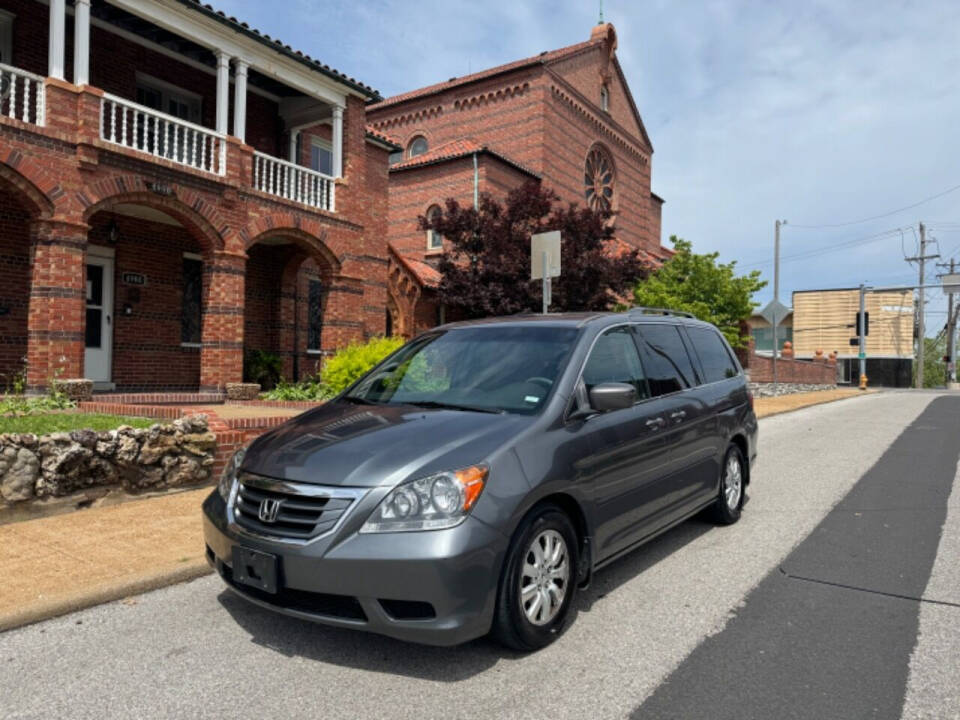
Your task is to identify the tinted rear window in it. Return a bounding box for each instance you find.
[635,324,697,396]
[688,326,740,383]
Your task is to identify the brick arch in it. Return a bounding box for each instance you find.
[244,225,342,276]
[80,178,228,254]
[0,161,56,219]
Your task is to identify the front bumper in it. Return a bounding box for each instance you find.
[202,491,509,646]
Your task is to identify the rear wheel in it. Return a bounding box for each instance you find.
[492,505,579,651]
[712,445,745,525]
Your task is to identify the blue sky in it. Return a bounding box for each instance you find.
[218,0,960,325]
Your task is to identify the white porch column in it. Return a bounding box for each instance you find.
[47,0,66,80]
[215,51,230,135]
[232,59,248,141]
[331,104,344,178]
[72,0,91,85]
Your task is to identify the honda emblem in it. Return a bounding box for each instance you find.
[258,498,282,523]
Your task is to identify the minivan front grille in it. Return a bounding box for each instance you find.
[233,473,361,541]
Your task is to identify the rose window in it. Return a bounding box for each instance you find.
[584,146,614,213]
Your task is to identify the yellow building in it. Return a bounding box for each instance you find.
[792,288,914,386]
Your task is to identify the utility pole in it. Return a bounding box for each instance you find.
[938,257,958,388]
[949,259,957,387]
[859,283,867,387]
[772,219,786,391]
[905,222,939,388]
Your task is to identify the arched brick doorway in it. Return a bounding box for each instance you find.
[243,231,340,385]
[0,171,50,385]
[83,198,221,392]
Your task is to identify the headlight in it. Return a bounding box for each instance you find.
[360,465,488,533]
[218,447,245,500]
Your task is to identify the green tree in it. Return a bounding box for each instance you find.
[913,336,947,388]
[632,236,766,347]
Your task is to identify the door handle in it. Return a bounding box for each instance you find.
[646,417,665,428]
[106,314,111,325]
[670,410,686,421]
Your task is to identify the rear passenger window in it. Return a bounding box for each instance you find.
[688,327,739,383]
[582,327,649,400]
[635,324,697,396]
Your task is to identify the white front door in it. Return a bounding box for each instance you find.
[84,250,114,385]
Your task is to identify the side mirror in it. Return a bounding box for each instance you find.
[589,382,637,413]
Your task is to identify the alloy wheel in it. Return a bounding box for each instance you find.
[724,454,743,510]
[520,529,569,626]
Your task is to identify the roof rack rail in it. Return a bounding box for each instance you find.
[628,307,697,319]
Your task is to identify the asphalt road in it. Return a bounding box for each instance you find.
[2,391,958,720]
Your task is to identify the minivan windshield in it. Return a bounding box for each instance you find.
[343,325,579,415]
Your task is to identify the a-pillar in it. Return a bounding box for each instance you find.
[26,219,87,390]
[200,250,245,392]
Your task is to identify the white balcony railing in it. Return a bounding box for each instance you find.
[100,93,226,176]
[0,63,45,126]
[253,151,336,212]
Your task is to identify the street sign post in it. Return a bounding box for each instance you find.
[531,231,561,314]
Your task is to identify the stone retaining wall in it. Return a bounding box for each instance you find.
[0,416,215,507]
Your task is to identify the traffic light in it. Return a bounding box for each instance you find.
[855,311,869,336]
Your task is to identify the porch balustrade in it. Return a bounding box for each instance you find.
[0,63,45,126]
[100,93,227,176]
[253,151,336,212]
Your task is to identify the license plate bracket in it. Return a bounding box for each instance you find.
[232,547,279,594]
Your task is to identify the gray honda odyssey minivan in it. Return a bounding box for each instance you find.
[203,309,758,650]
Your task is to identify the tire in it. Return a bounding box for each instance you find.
[712,444,746,525]
[491,505,579,652]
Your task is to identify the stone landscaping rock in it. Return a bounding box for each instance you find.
[53,378,93,402]
[0,415,216,505]
[0,445,40,502]
[748,382,839,398]
[225,383,260,401]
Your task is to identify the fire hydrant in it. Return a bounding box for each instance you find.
[859,373,868,390]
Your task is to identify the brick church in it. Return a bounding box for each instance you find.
[0,0,664,394]
[370,22,669,337]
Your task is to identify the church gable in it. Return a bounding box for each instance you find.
[546,24,652,152]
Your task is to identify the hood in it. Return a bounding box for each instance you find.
[241,401,533,487]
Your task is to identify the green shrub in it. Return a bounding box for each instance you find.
[1,362,75,417]
[321,336,405,394]
[261,377,332,402]
[243,350,284,390]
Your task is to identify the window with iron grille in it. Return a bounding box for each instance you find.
[308,279,323,351]
[181,257,203,345]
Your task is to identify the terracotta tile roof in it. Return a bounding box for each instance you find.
[391,139,483,169]
[392,249,443,289]
[390,139,540,178]
[369,39,596,110]
[174,0,381,100]
[365,126,402,150]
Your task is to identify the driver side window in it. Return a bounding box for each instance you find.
[581,327,649,400]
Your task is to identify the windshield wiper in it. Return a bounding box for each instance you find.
[406,400,505,414]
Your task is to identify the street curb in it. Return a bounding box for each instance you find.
[0,560,212,633]
[755,390,872,419]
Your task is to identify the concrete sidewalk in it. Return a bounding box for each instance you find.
[0,488,211,632]
[0,387,868,633]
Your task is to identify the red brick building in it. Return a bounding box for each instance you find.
[0,0,397,393]
[368,23,668,337]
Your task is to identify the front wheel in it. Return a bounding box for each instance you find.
[491,505,579,651]
[712,445,745,525]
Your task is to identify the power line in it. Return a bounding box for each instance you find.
[788,182,960,229]
[741,227,905,268]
